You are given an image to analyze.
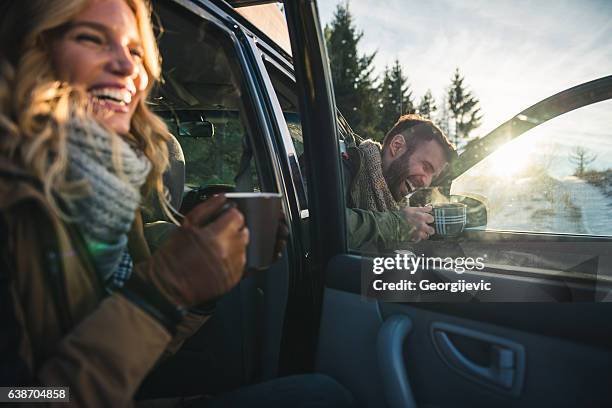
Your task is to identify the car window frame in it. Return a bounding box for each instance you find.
[170,0,289,191]
[441,76,612,239]
[256,47,310,217]
[442,75,612,186]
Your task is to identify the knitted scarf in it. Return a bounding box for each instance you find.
[351,139,406,212]
[65,118,151,281]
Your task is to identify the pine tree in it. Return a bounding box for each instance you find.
[417,89,436,119]
[376,59,414,137]
[324,1,378,137]
[447,68,483,149]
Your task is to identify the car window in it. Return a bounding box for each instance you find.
[152,2,260,197]
[313,0,612,257]
[156,110,256,191]
[452,99,612,236]
[262,60,304,155]
[262,59,309,212]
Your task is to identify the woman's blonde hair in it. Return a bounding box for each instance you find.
[0,0,172,219]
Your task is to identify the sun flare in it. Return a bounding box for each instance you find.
[489,138,535,178]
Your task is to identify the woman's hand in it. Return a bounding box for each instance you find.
[133,195,249,308]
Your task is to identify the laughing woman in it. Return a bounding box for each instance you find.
[0,1,353,406]
[0,0,250,405]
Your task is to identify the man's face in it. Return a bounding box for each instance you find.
[383,138,448,201]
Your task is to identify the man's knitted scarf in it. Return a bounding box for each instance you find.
[351,139,406,212]
[65,119,151,281]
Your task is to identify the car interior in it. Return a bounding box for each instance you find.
[138,0,291,398]
[135,1,612,407]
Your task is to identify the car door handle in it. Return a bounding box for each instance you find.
[377,315,417,408]
[431,322,525,396]
[433,330,515,388]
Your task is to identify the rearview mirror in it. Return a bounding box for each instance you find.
[178,120,215,138]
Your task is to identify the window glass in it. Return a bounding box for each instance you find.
[157,111,255,190]
[235,3,291,55]
[452,100,612,236]
[262,60,303,154]
[152,2,260,203]
[314,0,612,255]
[285,113,303,156]
[262,59,308,210]
[262,58,366,215]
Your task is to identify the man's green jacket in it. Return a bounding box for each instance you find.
[343,146,414,251]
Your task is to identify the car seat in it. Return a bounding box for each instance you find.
[142,134,184,252]
[137,133,253,399]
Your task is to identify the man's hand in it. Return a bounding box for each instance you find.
[400,206,435,242]
[133,195,249,308]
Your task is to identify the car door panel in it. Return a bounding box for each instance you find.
[326,254,612,345]
[139,0,298,398]
[316,287,385,408]
[313,57,612,408]
[283,1,612,407]
[380,301,612,408]
[318,254,612,406]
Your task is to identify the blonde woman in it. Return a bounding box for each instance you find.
[0,0,352,406]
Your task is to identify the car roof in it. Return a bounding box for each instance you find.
[210,0,293,61]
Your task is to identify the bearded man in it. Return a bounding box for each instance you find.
[344,114,457,250]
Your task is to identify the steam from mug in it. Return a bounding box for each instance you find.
[408,187,449,207]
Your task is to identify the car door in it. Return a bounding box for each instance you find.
[283,1,612,407]
[138,0,302,398]
[439,76,612,303]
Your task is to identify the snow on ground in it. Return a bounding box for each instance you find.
[562,176,612,236]
[452,172,612,236]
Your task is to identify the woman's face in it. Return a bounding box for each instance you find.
[51,0,148,134]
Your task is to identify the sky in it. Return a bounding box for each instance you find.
[316,0,612,137]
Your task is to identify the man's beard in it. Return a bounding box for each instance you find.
[383,148,414,202]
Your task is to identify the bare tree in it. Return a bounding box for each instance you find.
[569,146,596,177]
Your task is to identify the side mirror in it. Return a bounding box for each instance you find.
[450,193,488,229]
